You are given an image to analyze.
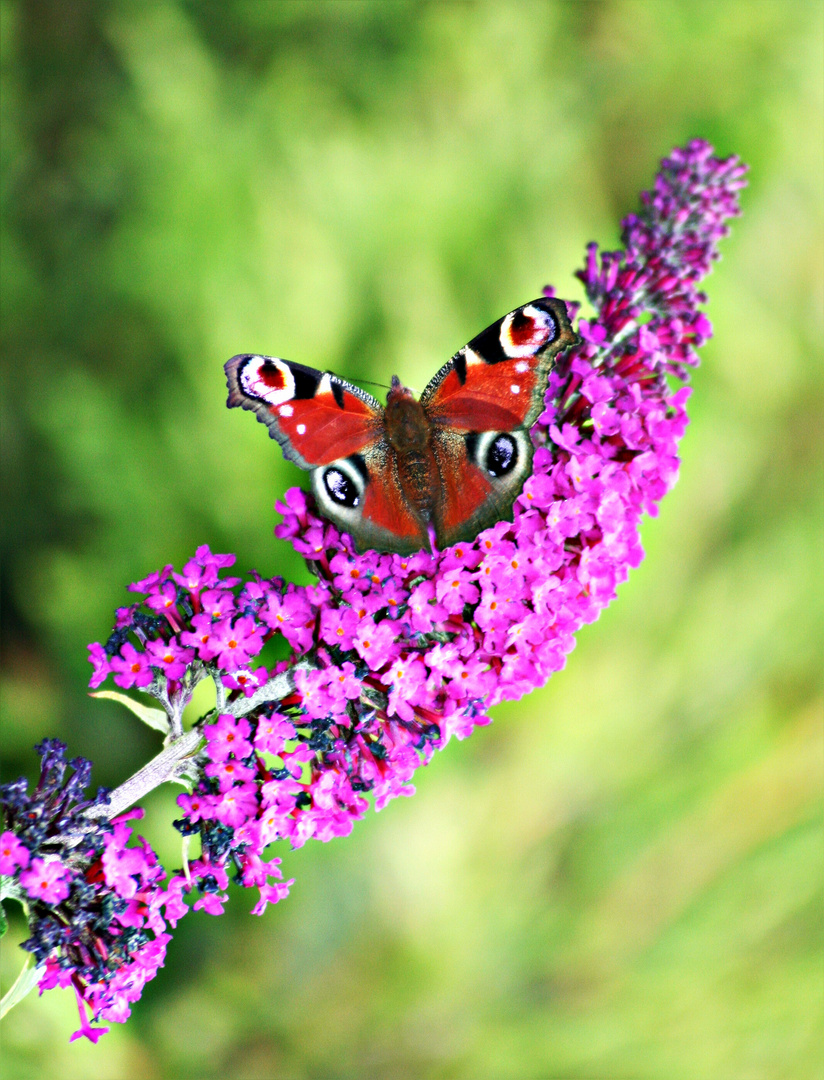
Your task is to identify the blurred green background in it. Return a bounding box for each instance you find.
[1,2,821,1077]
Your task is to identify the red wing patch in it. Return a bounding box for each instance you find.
[359,480,429,552]
[435,457,493,535]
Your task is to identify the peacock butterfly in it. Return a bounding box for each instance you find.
[225,296,579,555]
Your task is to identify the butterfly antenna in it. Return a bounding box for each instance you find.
[357,378,391,392]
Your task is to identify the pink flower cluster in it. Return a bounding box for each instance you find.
[269,140,747,725]
[162,144,746,925]
[87,137,746,924]
[4,141,744,1045]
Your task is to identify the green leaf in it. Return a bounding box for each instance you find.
[90,690,170,734]
[0,875,24,906]
[0,958,42,1020]
[0,902,7,939]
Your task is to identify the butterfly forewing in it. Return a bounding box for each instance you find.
[225,354,383,469]
[420,297,576,430]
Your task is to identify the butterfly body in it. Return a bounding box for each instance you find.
[225,297,578,555]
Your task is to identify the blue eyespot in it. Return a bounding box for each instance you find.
[486,434,518,477]
[323,468,359,507]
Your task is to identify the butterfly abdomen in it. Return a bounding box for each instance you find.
[384,382,439,521]
[394,449,435,523]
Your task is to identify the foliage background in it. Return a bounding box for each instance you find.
[1,2,821,1078]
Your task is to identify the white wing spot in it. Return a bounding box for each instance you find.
[510,384,521,395]
[279,404,294,417]
[296,423,306,435]
[515,361,529,373]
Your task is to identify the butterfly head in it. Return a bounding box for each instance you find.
[387,374,413,398]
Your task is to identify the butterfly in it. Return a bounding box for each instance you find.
[225,296,578,555]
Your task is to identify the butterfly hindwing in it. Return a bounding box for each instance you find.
[430,427,536,548]
[421,297,578,547]
[310,440,431,555]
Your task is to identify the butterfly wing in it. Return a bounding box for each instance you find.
[225,354,382,468]
[225,354,430,553]
[419,297,578,547]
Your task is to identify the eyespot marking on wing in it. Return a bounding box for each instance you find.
[499,304,558,358]
[464,429,529,479]
[239,357,296,406]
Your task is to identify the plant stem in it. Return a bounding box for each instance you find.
[97,669,302,816]
[87,727,205,822]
